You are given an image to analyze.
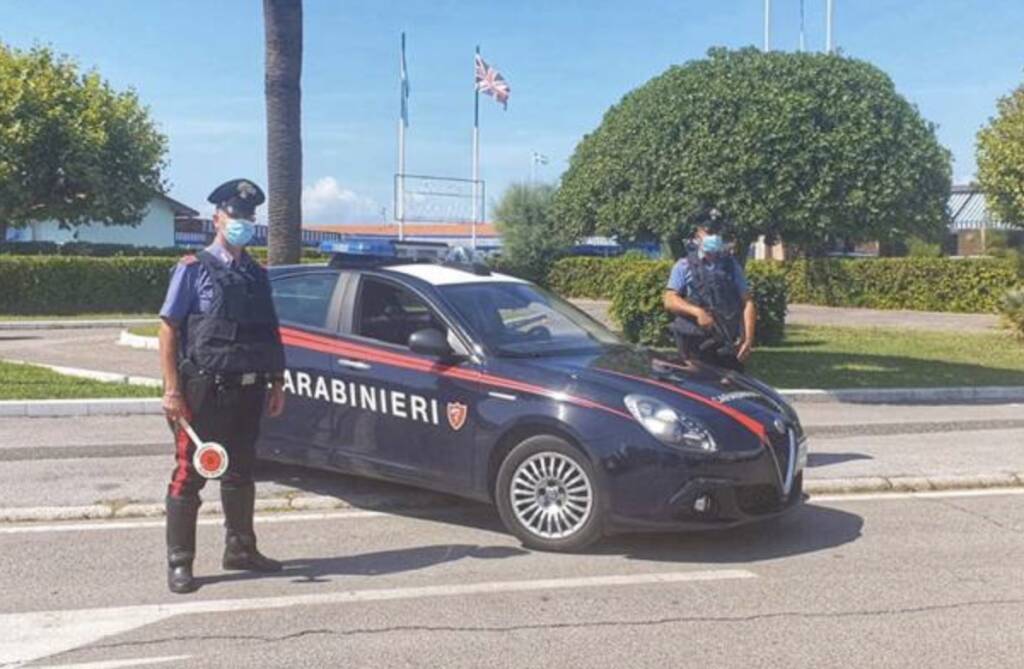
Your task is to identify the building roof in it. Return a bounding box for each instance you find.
[309,222,499,238]
[948,185,1015,231]
[156,192,199,217]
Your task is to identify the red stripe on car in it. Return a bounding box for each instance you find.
[279,327,634,421]
[601,369,768,442]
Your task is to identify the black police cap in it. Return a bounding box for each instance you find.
[689,205,728,234]
[207,179,266,218]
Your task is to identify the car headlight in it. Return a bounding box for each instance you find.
[624,394,717,453]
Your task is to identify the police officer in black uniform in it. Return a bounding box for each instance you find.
[663,207,757,372]
[158,178,287,594]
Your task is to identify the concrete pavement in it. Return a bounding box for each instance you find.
[2,490,1022,666]
[0,327,160,379]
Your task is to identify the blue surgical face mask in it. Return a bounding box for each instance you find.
[701,234,724,255]
[223,218,255,247]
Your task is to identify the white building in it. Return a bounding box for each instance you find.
[6,193,198,248]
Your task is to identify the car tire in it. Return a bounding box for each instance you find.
[495,435,604,552]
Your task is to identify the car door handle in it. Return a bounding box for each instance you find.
[336,358,371,371]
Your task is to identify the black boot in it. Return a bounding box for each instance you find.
[221,483,281,572]
[166,496,200,594]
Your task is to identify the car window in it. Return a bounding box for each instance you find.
[271,272,339,329]
[440,282,622,356]
[355,277,446,348]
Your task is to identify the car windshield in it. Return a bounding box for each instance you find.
[439,281,624,357]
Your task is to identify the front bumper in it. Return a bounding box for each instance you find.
[602,432,808,533]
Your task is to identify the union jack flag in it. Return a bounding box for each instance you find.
[475,53,510,109]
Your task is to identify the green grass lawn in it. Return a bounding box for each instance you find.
[747,325,1024,389]
[126,324,160,338]
[0,361,160,400]
[0,313,157,322]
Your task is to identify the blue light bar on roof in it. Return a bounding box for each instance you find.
[319,238,396,257]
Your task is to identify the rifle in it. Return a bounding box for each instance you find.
[697,310,740,359]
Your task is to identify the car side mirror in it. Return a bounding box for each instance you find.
[408,328,453,358]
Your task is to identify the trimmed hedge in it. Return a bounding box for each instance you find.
[0,241,190,257]
[0,256,177,315]
[783,258,1022,314]
[0,241,326,261]
[0,251,328,315]
[607,259,788,347]
[546,256,641,297]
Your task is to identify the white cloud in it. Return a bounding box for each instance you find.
[301,177,382,224]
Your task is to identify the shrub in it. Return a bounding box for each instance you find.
[0,241,189,257]
[547,256,640,297]
[1000,288,1024,341]
[783,257,1022,313]
[606,259,787,347]
[0,256,176,314]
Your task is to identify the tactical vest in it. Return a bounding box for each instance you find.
[184,251,284,374]
[670,251,744,343]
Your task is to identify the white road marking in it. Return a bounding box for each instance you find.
[0,510,390,535]
[0,570,755,665]
[30,655,190,669]
[811,487,1024,503]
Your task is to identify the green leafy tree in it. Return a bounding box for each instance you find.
[977,82,1024,228]
[264,0,303,266]
[0,43,167,242]
[554,48,952,256]
[493,183,572,282]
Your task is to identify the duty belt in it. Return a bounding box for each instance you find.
[179,360,269,387]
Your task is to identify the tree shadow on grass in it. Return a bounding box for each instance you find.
[748,350,1024,390]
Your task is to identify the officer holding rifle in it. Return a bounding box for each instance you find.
[663,206,756,372]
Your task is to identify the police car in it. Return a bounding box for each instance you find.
[257,239,807,551]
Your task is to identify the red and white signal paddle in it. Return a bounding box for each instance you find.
[178,418,229,479]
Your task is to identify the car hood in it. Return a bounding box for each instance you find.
[497,345,800,440]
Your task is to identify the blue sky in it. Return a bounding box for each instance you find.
[3,0,1023,225]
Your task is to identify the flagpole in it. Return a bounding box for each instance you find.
[397,32,407,240]
[471,45,480,250]
[826,0,835,53]
[799,0,806,52]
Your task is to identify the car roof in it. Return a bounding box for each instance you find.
[267,260,528,287]
[385,263,527,286]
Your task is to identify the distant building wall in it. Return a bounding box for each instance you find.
[17,198,177,247]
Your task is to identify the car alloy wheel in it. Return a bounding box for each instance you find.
[510,451,594,540]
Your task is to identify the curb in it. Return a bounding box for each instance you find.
[1,475,1022,523]
[0,491,457,523]
[118,330,159,351]
[0,398,162,417]
[0,318,158,331]
[4,359,161,389]
[780,386,1024,404]
[802,472,1024,495]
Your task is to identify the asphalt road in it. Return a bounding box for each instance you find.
[0,328,158,379]
[2,489,1023,668]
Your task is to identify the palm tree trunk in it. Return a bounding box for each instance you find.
[264,0,303,266]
